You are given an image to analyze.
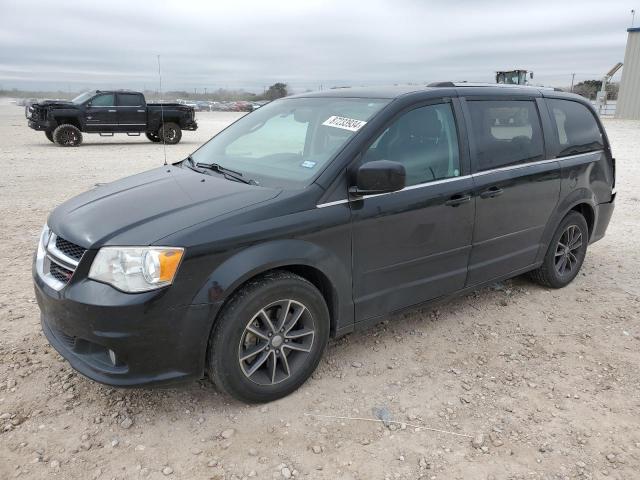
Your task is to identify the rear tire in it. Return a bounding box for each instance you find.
[53,124,82,147]
[208,271,330,403]
[145,131,161,143]
[45,130,54,143]
[158,122,182,144]
[529,211,588,288]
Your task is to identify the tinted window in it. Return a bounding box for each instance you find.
[90,94,115,107]
[190,97,389,189]
[363,103,461,186]
[547,99,603,157]
[118,93,143,106]
[467,100,544,171]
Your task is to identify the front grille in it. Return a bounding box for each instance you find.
[41,233,84,289]
[50,262,74,284]
[55,236,86,262]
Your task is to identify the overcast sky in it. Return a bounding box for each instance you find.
[0,0,636,93]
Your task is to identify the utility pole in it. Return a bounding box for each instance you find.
[570,73,576,93]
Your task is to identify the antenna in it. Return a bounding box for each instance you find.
[157,55,167,166]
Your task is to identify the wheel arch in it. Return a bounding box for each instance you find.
[569,202,595,239]
[52,114,82,129]
[193,239,353,339]
[535,189,597,264]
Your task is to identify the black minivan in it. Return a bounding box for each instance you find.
[34,84,616,402]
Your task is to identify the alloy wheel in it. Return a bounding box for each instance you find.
[554,224,583,276]
[238,299,315,385]
[164,127,176,141]
[59,128,79,146]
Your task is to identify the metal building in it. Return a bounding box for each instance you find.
[616,27,640,120]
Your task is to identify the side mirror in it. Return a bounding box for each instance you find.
[350,160,406,196]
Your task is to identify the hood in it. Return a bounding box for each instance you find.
[35,100,76,108]
[48,166,280,248]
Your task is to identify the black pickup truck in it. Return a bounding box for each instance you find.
[27,90,197,146]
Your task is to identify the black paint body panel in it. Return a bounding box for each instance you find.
[34,85,615,386]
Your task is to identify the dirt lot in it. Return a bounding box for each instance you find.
[0,101,639,480]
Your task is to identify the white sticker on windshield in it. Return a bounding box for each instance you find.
[301,160,317,168]
[322,115,367,132]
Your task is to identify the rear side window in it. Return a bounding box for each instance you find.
[547,99,603,157]
[467,100,544,171]
[118,93,144,107]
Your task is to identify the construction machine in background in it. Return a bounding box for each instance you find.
[595,62,623,115]
[496,69,533,85]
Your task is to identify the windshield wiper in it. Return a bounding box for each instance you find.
[194,160,257,185]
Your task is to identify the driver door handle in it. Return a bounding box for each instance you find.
[445,194,472,207]
[479,186,504,199]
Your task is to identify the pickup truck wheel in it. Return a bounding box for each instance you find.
[159,122,182,144]
[53,124,82,147]
[145,132,161,143]
[208,271,330,403]
[45,130,54,143]
[529,211,588,288]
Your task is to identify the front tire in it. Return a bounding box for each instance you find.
[53,124,82,147]
[145,131,161,143]
[208,271,330,403]
[529,211,588,288]
[45,130,54,143]
[158,122,182,144]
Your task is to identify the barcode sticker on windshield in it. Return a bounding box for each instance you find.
[322,116,367,132]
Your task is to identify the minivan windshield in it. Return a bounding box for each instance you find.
[189,97,389,188]
[71,91,95,104]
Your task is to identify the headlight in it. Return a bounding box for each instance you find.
[89,247,184,293]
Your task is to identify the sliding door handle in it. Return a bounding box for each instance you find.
[445,194,472,207]
[479,187,504,199]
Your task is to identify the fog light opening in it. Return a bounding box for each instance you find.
[108,349,117,366]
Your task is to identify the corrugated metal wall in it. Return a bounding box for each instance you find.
[616,28,640,120]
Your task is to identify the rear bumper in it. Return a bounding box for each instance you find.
[183,120,198,131]
[34,264,217,387]
[590,193,616,243]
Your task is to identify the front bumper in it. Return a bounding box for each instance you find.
[34,264,217,387]
[28,119,52,131]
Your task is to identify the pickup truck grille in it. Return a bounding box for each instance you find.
[27,105,46,121]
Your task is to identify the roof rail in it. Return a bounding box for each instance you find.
[427,81,561,91]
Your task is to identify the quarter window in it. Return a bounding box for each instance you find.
[90,94,115,107]
[118,93,143,107]
[363,103,461,186]
[547,99,603,157]
[467,100,544,171]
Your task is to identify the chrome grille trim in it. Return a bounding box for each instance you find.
[36,230,85,291]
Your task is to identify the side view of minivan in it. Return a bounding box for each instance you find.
[33,83,616,402]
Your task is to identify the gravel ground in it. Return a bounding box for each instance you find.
[0,101,639,480]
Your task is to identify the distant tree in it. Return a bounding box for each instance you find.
[264,83,288,100]
[573,80,601,99]
[572,80,619,100]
